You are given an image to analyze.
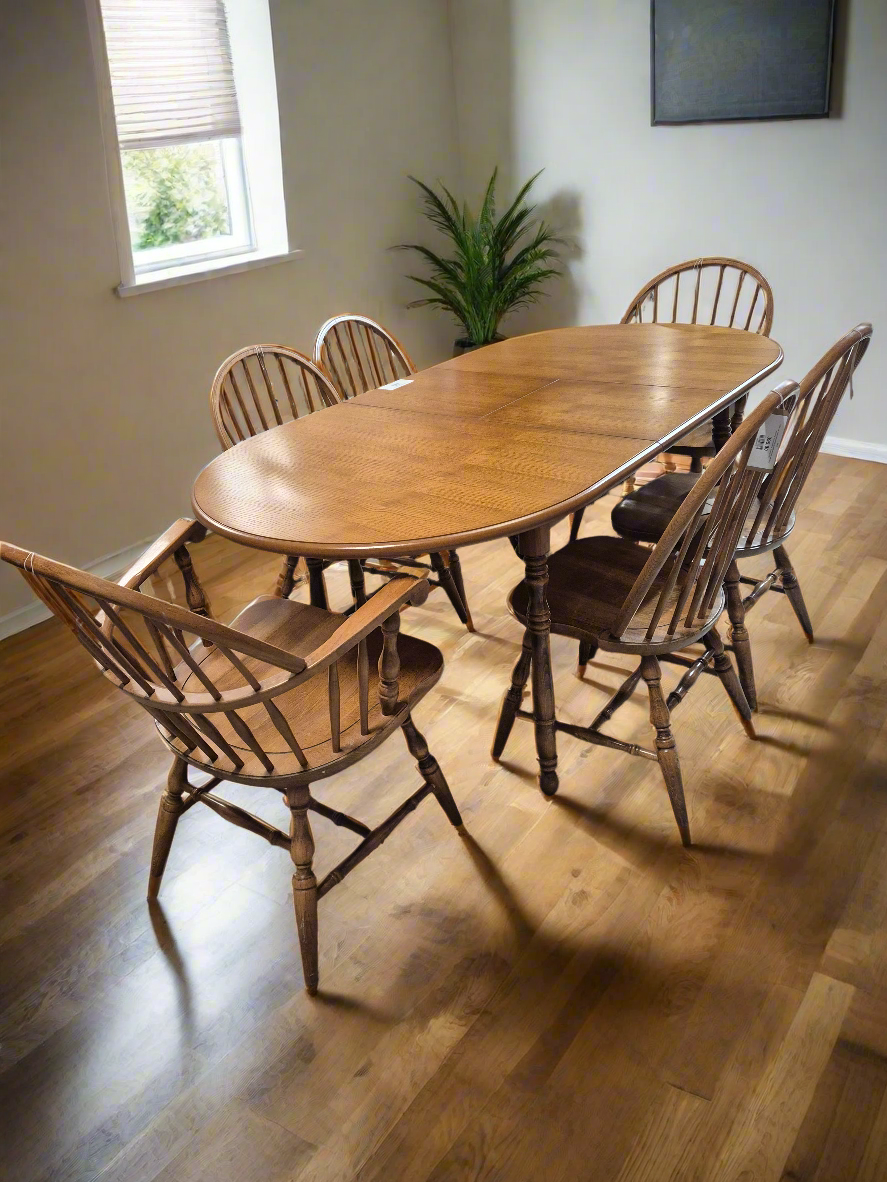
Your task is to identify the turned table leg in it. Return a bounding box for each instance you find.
[306,558,328,610]
[518,525,558,796]
[711,407,732,453]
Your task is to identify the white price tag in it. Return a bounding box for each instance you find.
[747,413,787,470]
[379,378,414,390]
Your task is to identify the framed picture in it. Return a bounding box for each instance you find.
[651,0,837,125]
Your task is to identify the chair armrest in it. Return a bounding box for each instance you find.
[299,575,430,676]
[118,519,208,590]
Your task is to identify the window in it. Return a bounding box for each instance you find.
[89,0,292,292]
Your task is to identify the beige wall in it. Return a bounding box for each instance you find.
[0,0,460,619]
[4,0,886,623]
[450,0,887,447]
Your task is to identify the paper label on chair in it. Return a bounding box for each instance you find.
[379,378,414,390]
[747,413,788,470]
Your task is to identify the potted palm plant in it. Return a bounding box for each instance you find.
[397,168,564,353]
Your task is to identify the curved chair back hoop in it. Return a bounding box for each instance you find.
[210,345,342,449]
[314,314,416,398]
[1,538,430,781]
[612,380,799,642]
[746,323,873,548]
[1,542,307,705]
[622,257,775,336]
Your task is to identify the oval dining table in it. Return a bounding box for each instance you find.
[192,322,782,796]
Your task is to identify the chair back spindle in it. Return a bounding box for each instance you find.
[622,257,775,337]
[210,345,342,449]
[744,323,872,549]
[378,610,402,714]
[611,380,800,644]
[314,314,416,398]
[0,544,411,778]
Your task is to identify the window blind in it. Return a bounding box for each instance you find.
[101,0,242,151]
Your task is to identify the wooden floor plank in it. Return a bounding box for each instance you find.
[1,455,887,1181]
[706,973,854,1182]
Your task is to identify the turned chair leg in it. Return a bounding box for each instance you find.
[285,786,319,995]
[662,453,677,474]
[775,545,814,643]
[446,549,474,632]
[640,656,691,847]
[492,631,533,760]
[276,555,301,599]
[569,509,585,543]
[724,560,757,710]
[148,757,188,899]
[706,627,756,740]
[577,638,598,678]
[402,714,463,828]
[430,551,473,630]
[690,455,704,473]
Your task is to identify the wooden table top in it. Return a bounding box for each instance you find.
[192,323,782,559]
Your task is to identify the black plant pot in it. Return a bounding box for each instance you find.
[453,334,506,357]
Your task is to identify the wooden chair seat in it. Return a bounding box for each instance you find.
[611,472,701,543]
[192,597,344,680]
[507,536,724,652]
[668,423,717,458]
[612,473,796,553]
[167,595,444,779]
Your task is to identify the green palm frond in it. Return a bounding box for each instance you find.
[397,168,563,345]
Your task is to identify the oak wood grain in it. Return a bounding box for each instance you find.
[312,313,474,630]
[192,324,782,560]
[3,451,884,1182]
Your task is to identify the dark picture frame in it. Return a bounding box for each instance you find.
[651,0,837,126]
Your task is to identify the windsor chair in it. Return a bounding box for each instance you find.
[210,344,343,608]
[1,522,463,995]
[313,313,416,393]
[492,380,799,846]
[569,258,775,542]
[313,314,473,631]
[610,323,873,709]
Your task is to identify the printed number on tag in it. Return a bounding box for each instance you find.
[747,413,788,470]
[380,378,414,390]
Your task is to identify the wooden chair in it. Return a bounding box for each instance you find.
[623,257,775,467]
[313,313,416,394]
[1,522,463,995]
[569,258,775,543]
[610,323,873,710]
[492,380,799,846]
[210,344,343,607]
[313,314,474,632]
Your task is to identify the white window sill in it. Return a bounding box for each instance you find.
[116,248,303,297]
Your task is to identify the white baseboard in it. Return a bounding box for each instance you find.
[0,536,154,642]
[822,435,887,465]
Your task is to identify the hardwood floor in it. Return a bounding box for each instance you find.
[2,452,887,1182]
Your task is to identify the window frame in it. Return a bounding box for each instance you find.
[124,138,255,275]
[85,0,297,295]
